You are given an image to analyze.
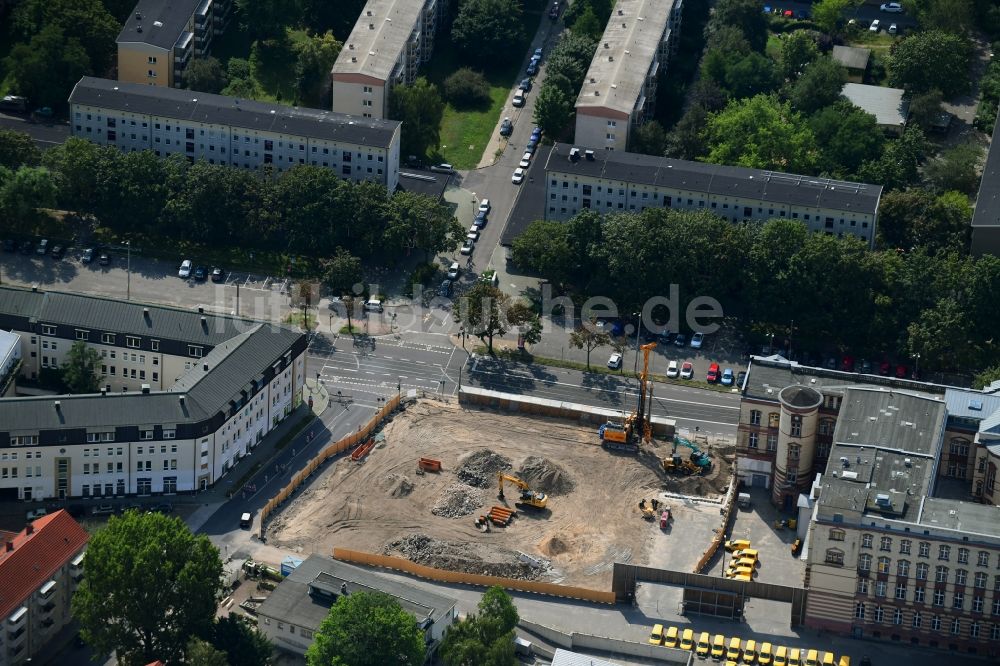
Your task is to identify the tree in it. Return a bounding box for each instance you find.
[857,126,927,190]
[451,0,525,67]
[72,511,223,665]
[211,614,272,666]
[710,0,768,51]
[908,0,975,34]
[974,365,1000,390]
[440,586,519,666]
[185,56,228,94]
[924,140,982,194]
[908,89,945,131]
[454,282,512,354]
[631,120,668,156]
[0,130,41,169]
[788,57,846,115]
[187,638,229,666]
[306,591,424,666]
[41,137,104,211]
[532,84,574,137]
[876,189,970,253]
[236,0,294,39]
[507,301,543,346]
[809,102,883,177]
[389,78,444,158]
[60,341,102,393]
[780,31,818,80]
[0,166,58,224]
[12,0,119,73]
[572,5,604,40]
[443,68,492,107]
[510,220,573,284]
[3,25,91,110]
[386,190,464,260]
[811,0,858,34]
[569,318,611,369]
[703,94,819,172]
[887,30,973,97]
[665,104,709,160]
[321,247,364,296]
[295,31,343,105]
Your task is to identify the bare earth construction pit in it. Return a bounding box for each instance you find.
[267,400,732,587]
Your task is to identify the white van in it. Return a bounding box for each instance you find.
[240,512,252,528]
[430,163,454,174]
[364,298,383,312]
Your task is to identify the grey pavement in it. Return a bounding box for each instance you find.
[0,111,70,147]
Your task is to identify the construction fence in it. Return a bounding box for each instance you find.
[332,548,616,605]
[693,471,740,574]
[259,394,401,536]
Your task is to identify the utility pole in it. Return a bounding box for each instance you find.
[632,312,643,375]
[126,240,131,301]
[235,282,240,317]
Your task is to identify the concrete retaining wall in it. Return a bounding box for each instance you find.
[519,620,693,664]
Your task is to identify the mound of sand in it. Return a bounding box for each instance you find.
[431,483,485,518]
[540,534,572,556]
[456,449,512,488]
[380,473,414,498]
[516,456,575,495]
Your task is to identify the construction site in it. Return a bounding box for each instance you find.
[266,396,736,588]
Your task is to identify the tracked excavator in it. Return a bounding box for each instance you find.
[497,472,548,510]
[598,342,657,453]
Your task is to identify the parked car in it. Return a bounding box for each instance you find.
[98,251,111,266]
[526,59,539,75]
[895,364,908,378]
[447,261,460,280]
[500,117,514,137]
[721,368,735,386]
[680,362,694,380]
[467,226,480,242]
[2,239,15,252]
[36,238,49,255]
[152,502,173,514]
[178,259,193,278]
[26,508,48,521]
[658,330,676,344]
[519,152,532,168]
[438,280,453,297]
[870,19,880,31]
[531,126,542,140]
[479,199,491,214]
[888,22,897,34]
[674,333,687,347]
[511,168,525,184]
[240,512,252,528]
[211,267,226,282]
[782,9,793,16]
[526,137,538,151]
[880,2,903,11]
[92,504,115,516]
[860,359,873,374]
[707,362,720,382]
[50,244,64,259]
[512,91,526,107]
[193,265,208,281]
[607,353,623,370]
[737,370,748,387]
[841,355,855,372]
[690,331,704,349]
[429,163,454,174]
[666,360,679,378]
[460,241,475,255]
[548,1,560,19]
[19,240,33,254]
[474,210,488,227]
[520,77,533,91]
[81,247,95,263]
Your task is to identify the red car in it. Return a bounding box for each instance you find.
[895,364,908,378]
[783,9,793,16]
[707,362,720,382]
[879,360,891,376]
[841,356,855,372]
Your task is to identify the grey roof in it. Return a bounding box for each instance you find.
[576,0,674,114]
[257,554,457,631]
[69,77,400,148]
[396,168,451,199]
[943,387,1000,421]
[916,497,1000,540]
[1,285,256,347]
[117,0,201,51]
[544,143,882,215]
[831,45,871,70]
[332,0,426,82]
[0,324,302,431]
[552,648,622,666]
[842,83,909,129]
[832,387,947,457]
[972,111,1000,229]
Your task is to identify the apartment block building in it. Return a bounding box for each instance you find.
[0,285,306,501]
[575,0,683,151]
[331,0,446,119]
[117,0,234,88]
[0,510,88,666]
[543,144,882,245]
[69,77,402,191]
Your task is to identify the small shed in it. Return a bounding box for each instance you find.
[832,45,871,82]
[280,555,303,576]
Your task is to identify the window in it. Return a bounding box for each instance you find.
[163,429,175,439]
[873,605,884,623]
[41,324,56,336]
[855,602,865,619]
[992,623,1000,640]
[862,534,874,549]
[767,434,778,451]
[914,586,925,603]
[933,589,945,606]
[900,540,912,555]
[750,410,761,425]
[939,545,951,561]
[101,333,115,344]
[971,620,981,639]
[151,340,159,351]
[956,569,968,586]
[748,432,759,449]
[919,542,930,558]
[878,557,891,574]
[953,592,964,609]
[898,560,910,577]
[857,578,869,594]
[975,572,988,589]
[936,566,949,583]
[912,611,921,629]
[994,597,1000,616]
[931,615,941,631]
[893,608,903,625]
[951,618,961,635]
[126,336,140,348]
[188,345,203,358]
[875,581,887,597]
[826,549,845,565]
[959,548,970,565]
[140,430,153,440]
[978,551,990,568]
[880,536,892,551]
[75,329,89,341]
[896,582,906,600]
[830,528,846,542]
[791,415,802,437]
[974,596,984,613]
[859,554,872,572]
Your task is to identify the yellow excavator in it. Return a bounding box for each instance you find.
[599,342,657,453]
[497,472,548,510]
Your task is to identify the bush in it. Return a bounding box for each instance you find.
[405,262,441,297]
[768,19,818,33]
[442,68,491,107]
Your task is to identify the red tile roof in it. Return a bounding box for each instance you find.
[0,510,89,619]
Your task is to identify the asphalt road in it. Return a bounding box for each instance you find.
[776,0,918,29]
[0,111,70,147]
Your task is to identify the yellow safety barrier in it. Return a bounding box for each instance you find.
[333,548,616,605]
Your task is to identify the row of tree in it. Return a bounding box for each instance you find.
[0,132,462,263]
[532,31,599,138]
[512,207,999,374]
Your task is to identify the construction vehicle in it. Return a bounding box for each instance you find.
[638,498,661,519]
[661,454,703,476]
[598,342,657,453]
[673,435,712,470]
[497,473,548,510]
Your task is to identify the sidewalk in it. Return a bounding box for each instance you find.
[183,379,329,533]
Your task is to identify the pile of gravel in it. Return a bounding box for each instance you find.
[456,449,512,488]
[516,456,575,495]
[381,473,414,498]
[384,533,540,580]
[431,483,485,518]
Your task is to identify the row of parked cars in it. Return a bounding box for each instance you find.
[177,259,226,282]
[648,624,854,666]
[3,238,112,265]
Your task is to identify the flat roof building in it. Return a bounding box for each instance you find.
[575,0,682,151]
[256,554,457,656]
[831,46,870,82]
[69,77,402,191]
[971,113,1000,256]
[841,83,909,135]
[331,0,446,120]
[117,0,234,88]
[543,143,882,245]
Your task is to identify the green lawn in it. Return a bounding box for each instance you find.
[423,0,546,168]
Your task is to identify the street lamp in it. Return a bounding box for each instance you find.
[125,240,132,301]
[632,312,643,375]
[913,353,920,379]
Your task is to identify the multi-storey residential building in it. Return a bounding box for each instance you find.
[68,77,402,191]
[0,330,19,397]
[331,0,446,119]
[0,286,306,501]
[0,510,88,666]
[543,144,882,245]
[117,0,234,88]
[575,0,682,151]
